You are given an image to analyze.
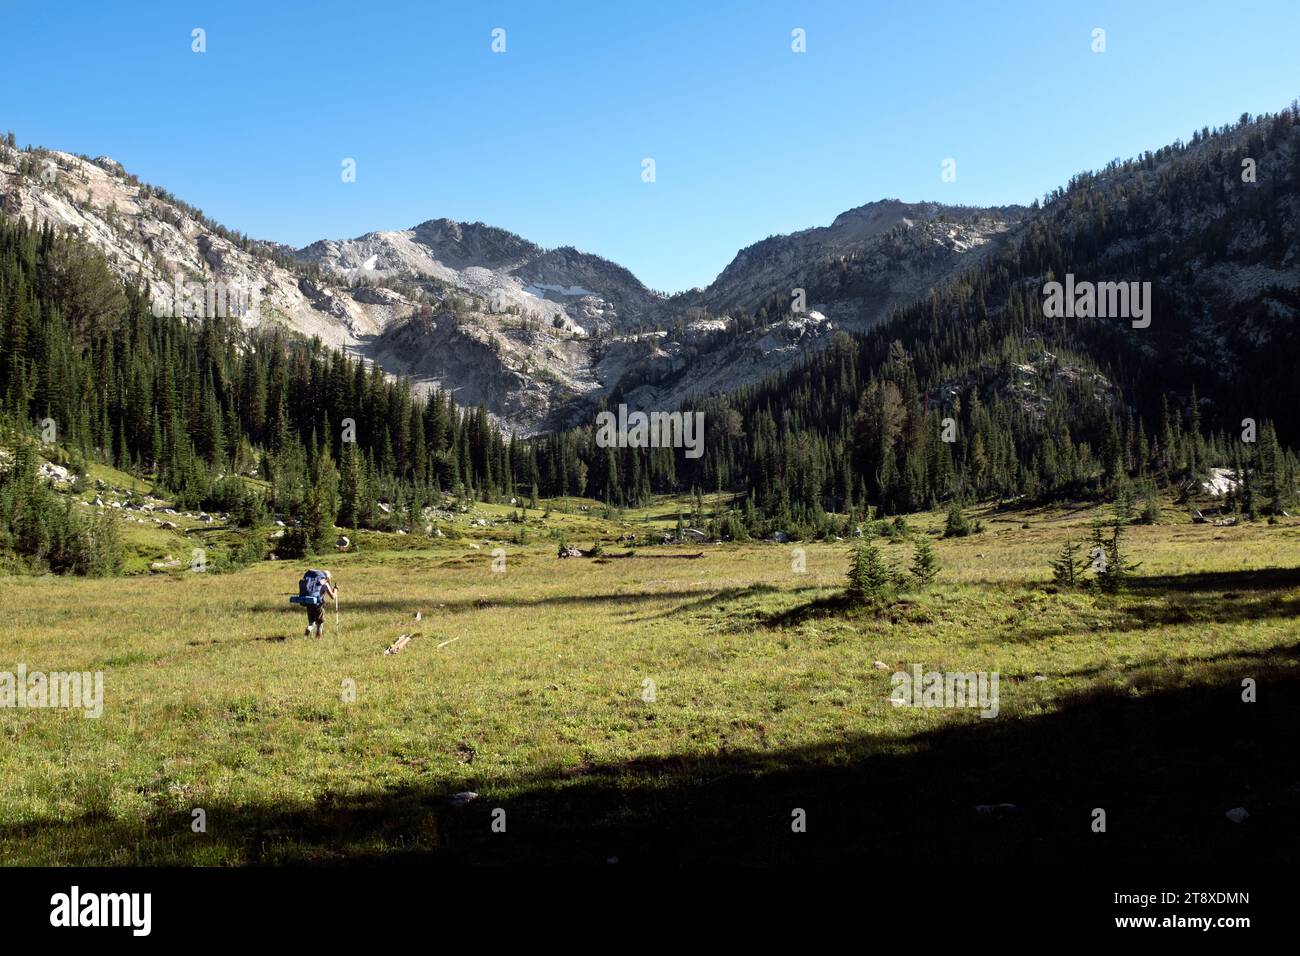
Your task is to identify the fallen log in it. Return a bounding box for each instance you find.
[384,632,420,656]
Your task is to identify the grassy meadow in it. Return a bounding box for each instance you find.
[1,494,1298,865]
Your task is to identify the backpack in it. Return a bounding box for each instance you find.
[290,569,329,606]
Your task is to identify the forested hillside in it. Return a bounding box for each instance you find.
[0,215,530,570]
[532,106,1300,535]
[3,106,1299,571]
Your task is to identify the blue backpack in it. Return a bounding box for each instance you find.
[290,569,329,607]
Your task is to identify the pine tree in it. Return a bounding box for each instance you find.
[943,501,973,538]
[1096,523,1139,592]
[910,537,939,586]
[1136,479,1161,524]
[846,541,892,606]
[1112,477,1135,524]
[1050,538,1086,588]
[337,442,361,528]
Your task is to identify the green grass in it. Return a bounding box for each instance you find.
[83,460,155,496]
[1,497,1297,865]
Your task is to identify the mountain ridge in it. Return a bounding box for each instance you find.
[3,133,1020,433]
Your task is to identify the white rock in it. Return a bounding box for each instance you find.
[1201,467,1239,498]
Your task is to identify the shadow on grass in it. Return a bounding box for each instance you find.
[1053,640,1300,682]
[252,588,730,617]
[1125,566,1300,594]
[658,583,782,615]
[8,648,1293,866]
[754,592,853,629]
[1003,566,1300,643]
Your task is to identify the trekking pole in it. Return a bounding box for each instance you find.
[335,589,340,636]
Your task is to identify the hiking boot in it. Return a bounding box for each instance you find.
[304,626,311,637]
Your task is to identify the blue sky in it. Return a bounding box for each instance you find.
[2,0,1297,292]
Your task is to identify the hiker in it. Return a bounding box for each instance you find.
[294,569,337,637]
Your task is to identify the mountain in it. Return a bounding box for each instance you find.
[679,199,1023,324]
[654,103,1300,525]
[3,104,1298,550]
[298,201,1025,430]
[609,200,1024,414]
[297,218,662,335]
[9,102,1295,450]
[0,145,404,349]
[0,136,1024,434]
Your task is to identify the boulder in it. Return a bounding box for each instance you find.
[38,462,71,482]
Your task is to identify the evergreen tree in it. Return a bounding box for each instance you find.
[1050,538,1086,588]
[943,501,973,538]
[846,541,892,606]
[910,537,939,586]
[1096,523,1139,593]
